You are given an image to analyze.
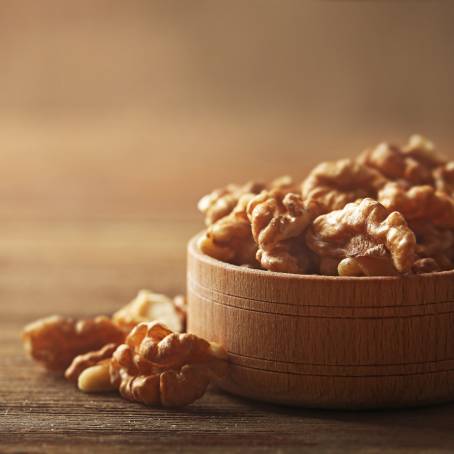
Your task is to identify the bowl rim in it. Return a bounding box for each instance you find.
[189,232,454,283]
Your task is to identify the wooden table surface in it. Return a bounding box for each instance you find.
[2,123,454,453]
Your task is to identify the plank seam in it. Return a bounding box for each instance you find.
[188,275,454,309]
[190,285,454,320]
[227,351,454,368]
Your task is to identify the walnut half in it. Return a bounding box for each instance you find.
[65,342,119,383]
[197,181,266,226]
[378,182,454,229]
[109,321,228,407]
[247,189,322,273]
[22,315,125,373]
[113,290,184,333]
[198,194,258,266]
[358,140,433,185]
[306,198,417,276]
[302,159,386,212]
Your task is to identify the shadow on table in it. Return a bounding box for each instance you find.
[189,387,454,430]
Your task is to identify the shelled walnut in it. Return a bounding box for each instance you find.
[198,193,258,266]
[197,134,453,276]
[22,315,125,372]
[197,176,297,227]
[302,159,386,211]
[198,181,266,226]
[109,321,228,407]
[65,342,118,383]
[113,290,184,333]
[23,291,228,407]
[358,141,432,185]
[77,359,114,393]
[378,182,454,228]
[247,189,322,273]
[306,198,417,276]
[403,134,447,169]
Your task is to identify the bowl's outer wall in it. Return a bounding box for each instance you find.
[187,235,454,408]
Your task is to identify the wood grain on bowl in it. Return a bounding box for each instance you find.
[187,234,454,409]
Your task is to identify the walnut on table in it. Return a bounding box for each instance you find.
[378,182,454,229]
[65,343,118,393]
[113,290,185,333]
[22,315,125,372]
[306,198,417,276]
[64,342,118,383]
[109,321,228,407]
[198,193,258,266]
[302,159,386,211]
[247,189,322,273]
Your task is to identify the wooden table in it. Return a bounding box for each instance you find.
[1,124,454,452]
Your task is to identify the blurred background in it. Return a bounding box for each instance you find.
[1,0,453,316]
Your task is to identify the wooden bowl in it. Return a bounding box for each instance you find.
[187,234,454,409]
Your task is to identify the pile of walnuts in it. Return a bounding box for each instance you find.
[22,290,228,407]
[198,135,454,276]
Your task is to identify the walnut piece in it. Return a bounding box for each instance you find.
[78,359,115,393]
[358,141,433,185]
[110,321,228,407]
[337,257,398,277]
[302,159,386,211]
[22,315,125,372]
[403,134,447,169]
[306,198,417,275]
[378,182,454,228]
[198,193,258,266]
[198,181,266,226]
[113,290,184,333]
[197,176,297,227]
[65,343,118,383]
[247,189,322,273]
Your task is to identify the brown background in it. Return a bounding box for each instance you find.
[1,1,454,452]
[1,0,453,222]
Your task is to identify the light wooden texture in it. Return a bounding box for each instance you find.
[188,235,454,409]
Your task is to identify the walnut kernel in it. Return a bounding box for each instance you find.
[306,198,416,275]
[110,321,228,407]
[22,315,125,372]
[302,159,386,211]
[113,290,183,333]
[247,190,322,273]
